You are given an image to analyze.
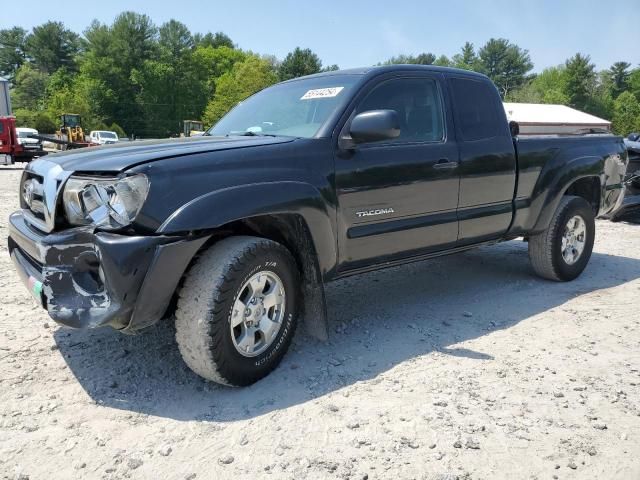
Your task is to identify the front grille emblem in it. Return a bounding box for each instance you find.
[22,178,45,215]
[22,159,72,232]
[22,179,35,207]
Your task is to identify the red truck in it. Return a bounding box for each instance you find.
[0,116,48,164]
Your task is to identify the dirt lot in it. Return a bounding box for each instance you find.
[0,165,639,480]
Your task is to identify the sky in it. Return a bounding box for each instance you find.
[2,0,639,72]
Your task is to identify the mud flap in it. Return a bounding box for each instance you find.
[301,282,329,341]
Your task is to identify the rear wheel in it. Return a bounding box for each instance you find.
[175,236,299,386]
[528,196,595,281]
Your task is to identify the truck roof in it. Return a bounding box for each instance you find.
[282,64,490,83]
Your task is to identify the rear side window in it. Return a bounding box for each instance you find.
[449,77,500,141]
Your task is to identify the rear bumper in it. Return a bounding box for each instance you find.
[8,211,207,331]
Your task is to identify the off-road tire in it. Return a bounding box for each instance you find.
[175,236,299,386]
[528,195,595,281]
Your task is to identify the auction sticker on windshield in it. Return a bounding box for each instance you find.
[300,87,344,100]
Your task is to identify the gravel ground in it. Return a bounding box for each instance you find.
[1,165,639,480]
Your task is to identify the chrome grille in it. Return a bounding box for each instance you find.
[21,172,45,221]
[21,159,72,233]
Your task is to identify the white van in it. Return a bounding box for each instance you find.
[89,130,119,145]
[16,127,41,150]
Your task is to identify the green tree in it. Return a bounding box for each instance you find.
[278,47,322,81]
[203,55,277,125]
[0,27,28,81]
[193,32,234,49]
[13,108,36,127]
[612,91,640,136]
[158,44,247,134]
[322,64,340,72]
[32,112,57,133]
[25,21,81,73]
[191,45,246,82]
[109,122,126,137]
[433,55,451,67]
[82,12,158,136]
[563,53,596,111]
[477,38,533,98]
[382,53,436,65]
[45,74,103,131]
[133,52,211,136]
[452,42,479,71]
[159,20,193,59]
[585,74,614,120]
[521,66,569,104]
[13,108,57,132]
[605,61,631,98]
[626,68,640,101]
[11,64,49,110]
[130,20,204,136]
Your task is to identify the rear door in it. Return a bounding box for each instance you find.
[448,76,517,244]
[335,73,460,271]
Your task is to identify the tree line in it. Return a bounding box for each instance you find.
[1,13,639,137]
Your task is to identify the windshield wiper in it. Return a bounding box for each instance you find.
[227,131,279,137]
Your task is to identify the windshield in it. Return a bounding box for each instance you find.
[98,131,117,139]
[208,75,361,138]
[17,130,36,138]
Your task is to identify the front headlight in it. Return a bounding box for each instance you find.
[62,174,149,229]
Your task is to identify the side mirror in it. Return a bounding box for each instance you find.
[349,110,401,144]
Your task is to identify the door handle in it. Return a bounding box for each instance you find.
[433,158,459,169]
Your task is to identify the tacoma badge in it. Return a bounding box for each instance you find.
[356,207,395,218]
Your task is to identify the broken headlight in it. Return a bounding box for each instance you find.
[62,174,149,229]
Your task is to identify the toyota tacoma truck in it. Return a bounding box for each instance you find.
[8,65,628,386]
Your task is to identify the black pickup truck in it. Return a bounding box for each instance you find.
[8,65,628,386]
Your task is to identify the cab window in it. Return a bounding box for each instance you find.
[355,77,445,143]
[449,77,500,141]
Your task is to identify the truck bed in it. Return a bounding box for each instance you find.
[509,134,628,235]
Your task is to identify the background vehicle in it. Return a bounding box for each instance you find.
[183,120,205,137]
[24,114,97,151]
[8,66,628,386]
[53,114,92,150]
[0,76,10,117]
[610,132,640,218]
[89,130,119,145]
[16,127,42,151]
[623,133,640,188]
[0,117,48,164]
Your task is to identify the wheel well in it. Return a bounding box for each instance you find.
[564,177,600,215]
[164,214,328,339]
[239,214,322,283]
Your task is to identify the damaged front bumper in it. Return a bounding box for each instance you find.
[8,211,208,331]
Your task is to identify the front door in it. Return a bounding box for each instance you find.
[335,74,460,272]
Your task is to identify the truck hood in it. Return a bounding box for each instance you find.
[45,135,296,172]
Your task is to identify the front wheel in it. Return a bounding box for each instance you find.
[175,236,299,386]
[528,196,595,281]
